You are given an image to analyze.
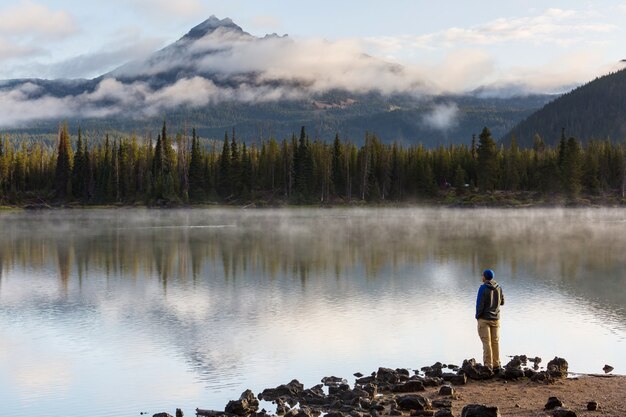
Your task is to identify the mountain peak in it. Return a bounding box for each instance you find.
[184,15,243,40]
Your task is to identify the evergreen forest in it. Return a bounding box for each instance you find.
[0,122,624,206]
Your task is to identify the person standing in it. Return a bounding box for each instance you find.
[475,269,505,370]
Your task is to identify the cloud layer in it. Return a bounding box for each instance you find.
[0,8,623,127]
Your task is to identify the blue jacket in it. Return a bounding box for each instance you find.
[475,280,504,320]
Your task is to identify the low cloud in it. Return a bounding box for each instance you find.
[406,8,615,48]
[0,1,77,39]
[0,13,621,127]
[127,0,206,19]
[0,37,43,60]
[114,27,431,96]
[0,76,311,127]
[422,103,460,131]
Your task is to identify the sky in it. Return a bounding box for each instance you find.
[0,0,625,89]
[0,1,625,127]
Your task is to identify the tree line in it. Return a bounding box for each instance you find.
[0,122,624,205]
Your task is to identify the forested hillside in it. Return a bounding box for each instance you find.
[1,123,623,206]
[505,67,626,146]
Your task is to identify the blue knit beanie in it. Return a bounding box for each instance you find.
[483,269,494,280]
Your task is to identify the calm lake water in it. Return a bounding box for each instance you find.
[0,208,624,417]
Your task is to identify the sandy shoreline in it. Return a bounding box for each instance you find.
[187,358,625,417]
[413,374,626,416]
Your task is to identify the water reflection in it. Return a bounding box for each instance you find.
[0,208,624,417]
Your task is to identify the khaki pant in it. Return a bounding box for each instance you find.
[477,319,500,368]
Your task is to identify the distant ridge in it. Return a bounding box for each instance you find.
[504,67,626,146]
[0,16,553,144]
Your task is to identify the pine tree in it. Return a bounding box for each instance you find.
[72,127,85,199]
[453,164,466,191]
[218,131,231,198]
[331,133,345,196]
[188,128,205,200]
[563,136,582,198]
[476,127,498,191]
[54,124,72,198]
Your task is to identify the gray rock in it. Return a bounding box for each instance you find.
[441,373,466,385]
[602,364,613,374]
[392,380,425,393]
[461,359,493,380]
[258,380,304,401]
[330,384,351,395]
[434,409,454,417]
[377,367,401,384]
[432,399,452,408]
[225,390,260,416]
[284,407,319,417]
[544,396,563,410]
[176,409,183,417]
[546,357,568,379]
[396,395,432,411]
[423,376,445,386]
[587,401,599,411]
[323,376,349,386]
[410,411,434,416]
[421,362,444,378]
[438,386,454,396]
[551,408,577,417]
[460,404,501,417]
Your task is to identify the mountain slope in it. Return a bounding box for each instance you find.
[504,67,626,146]
[0,16,553,145]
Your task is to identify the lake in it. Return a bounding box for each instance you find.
[0,208,624,417]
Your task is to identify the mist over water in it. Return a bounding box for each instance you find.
[0,208,624,417]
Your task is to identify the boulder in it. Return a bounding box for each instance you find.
[356,376,376,385]
[461,359,493,380]
[195,409,227,417]
[441,373,466,385]
[460,404,501,417]
[362,383,378,397]
[325,412,346,417]
[438,386,454,396]
[434,409,454,417]
[423,377,445,387]
[546,357,568,378]
[329,384,351,395]
[421,362,444,378]
[276,398,290,415]
[153,414,173,417]
[284,407,319,417]
[602,364,614,374]
[225,390,260,416]
[377,367,401,384]
[299,384,328,406]
[396,395,432,411]
[258,380,304,402]
[410,411,434,416]
[551,408,577,417]
[523,369,536,378]
[392,381,425,393]
[587,401,599,411]
[544,397,563,410]
[432,399,452,408]
[323,376,349,386]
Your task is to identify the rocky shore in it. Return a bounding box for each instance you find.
[152,356,624,417]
